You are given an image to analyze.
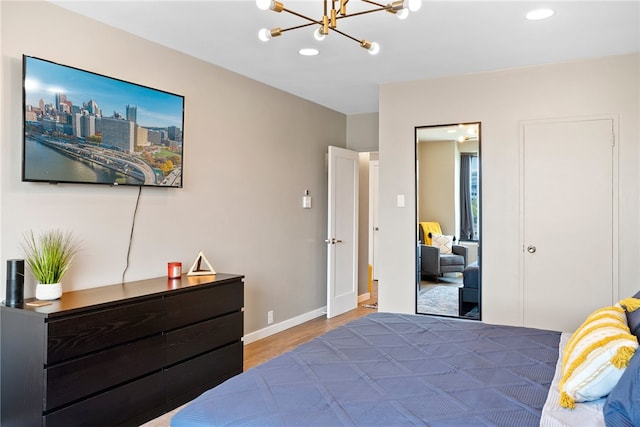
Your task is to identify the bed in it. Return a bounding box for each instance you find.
[171,303,640,427]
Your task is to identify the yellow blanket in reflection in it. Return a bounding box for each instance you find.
[419,222,442,245]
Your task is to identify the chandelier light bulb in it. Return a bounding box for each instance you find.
[313,28,326,41]
[408,0,422,12]
[258,28,271,42]
[396,8,409,19]
[256,0,272,11]
[368,42,380,55]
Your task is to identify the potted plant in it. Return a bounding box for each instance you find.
[21,229,80,300]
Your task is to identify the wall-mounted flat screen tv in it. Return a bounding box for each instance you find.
[22,55,185,188]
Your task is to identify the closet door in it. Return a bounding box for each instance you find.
[522,118,615,332]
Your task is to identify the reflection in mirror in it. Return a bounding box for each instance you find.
[415,123,481,320]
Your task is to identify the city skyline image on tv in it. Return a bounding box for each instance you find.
[22,55,185,188]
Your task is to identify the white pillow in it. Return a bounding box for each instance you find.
[431,233,453,255]
[559,305,638,409]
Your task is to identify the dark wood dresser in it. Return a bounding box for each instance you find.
[0,273,244,427]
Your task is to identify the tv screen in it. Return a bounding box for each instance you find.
[22,55,185,188]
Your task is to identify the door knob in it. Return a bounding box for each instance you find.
[527,245,537,253]
[325,238,343,244]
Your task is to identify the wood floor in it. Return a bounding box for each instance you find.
[140,283,378,426]
[244,282,378,370]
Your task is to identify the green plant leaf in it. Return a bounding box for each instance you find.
[21,229,80,284]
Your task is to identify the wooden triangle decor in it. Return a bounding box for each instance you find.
[187,251,217,276]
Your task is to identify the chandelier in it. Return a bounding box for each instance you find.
[256,0,422,55]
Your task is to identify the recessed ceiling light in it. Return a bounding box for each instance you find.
[526,8,554,20]
[298,48,319,56]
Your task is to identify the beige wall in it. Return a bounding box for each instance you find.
[378,53,640,329]
[0,1,347,335]
[417,140,458,236]
[347,113,379,152]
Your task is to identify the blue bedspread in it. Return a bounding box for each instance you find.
[171,313,560,426]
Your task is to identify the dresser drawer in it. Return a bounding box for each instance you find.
[44,371,165,427]
[45,334,166,411]
[166,280,243,329]
[166,341,243,408]
[47,298,166,364]
[167,310,243,365]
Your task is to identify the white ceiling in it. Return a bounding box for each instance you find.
[50,0,640,115]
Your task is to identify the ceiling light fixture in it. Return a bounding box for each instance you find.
[526,8,554,21]
[299,48,320,56]
[256,0,421,55]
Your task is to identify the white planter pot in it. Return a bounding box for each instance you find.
[36,282,62,300]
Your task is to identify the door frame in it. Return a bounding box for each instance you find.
[368,160,379,280]
[518,114,619,325]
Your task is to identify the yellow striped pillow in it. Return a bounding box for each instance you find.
[559,305,638,409]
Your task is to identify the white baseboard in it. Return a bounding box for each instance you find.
[243,292,372,345]
[243,306,326,345]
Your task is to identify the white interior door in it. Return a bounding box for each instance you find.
[327,146,359,318]
[369,160,380,280]
[522,118,615,332]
